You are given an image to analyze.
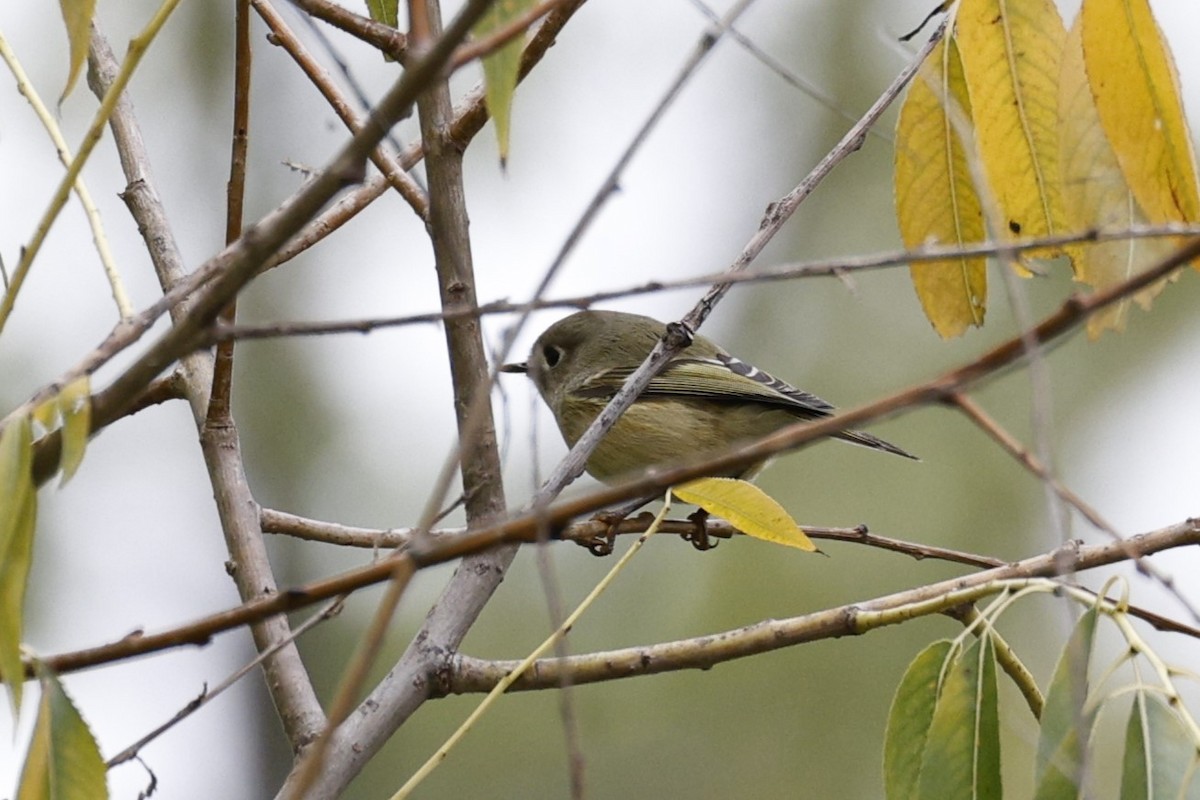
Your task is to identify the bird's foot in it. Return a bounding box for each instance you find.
[682,509,718,551]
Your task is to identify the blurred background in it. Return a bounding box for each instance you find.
[1,0,1198,797]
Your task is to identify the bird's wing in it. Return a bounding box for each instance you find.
[577,353,835,419]
[578,353,919,460]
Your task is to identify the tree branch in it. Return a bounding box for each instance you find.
[211,223,1200,342]
[278,0,518,794]
[88,22,328,751]
[290,0,409,61]
[439,524,1197,692]
[260,506,1006,568]
[254,0,430,219]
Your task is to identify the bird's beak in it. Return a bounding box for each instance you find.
[500,362,528,374]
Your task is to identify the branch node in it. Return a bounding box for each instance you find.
[664,320,694,349]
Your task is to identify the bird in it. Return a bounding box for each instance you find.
[502,310,916,483]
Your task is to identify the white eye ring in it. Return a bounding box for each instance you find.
[543,345,564,368]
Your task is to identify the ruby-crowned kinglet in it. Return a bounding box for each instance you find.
[501,310,916,482]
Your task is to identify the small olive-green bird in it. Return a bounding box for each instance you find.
[502,310,916,482]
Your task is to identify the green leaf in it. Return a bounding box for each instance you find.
[57,0,98,103]
[17,667,108,800]
[884,640,955,800]
[1120,692,1200,800]
[473,0,533,165]
[917,634,1002,800]
[0,416,37,713]
[673,477,815,551]
[1033,609,1098,799]
[365,0,398,28]
[57,376,91,485]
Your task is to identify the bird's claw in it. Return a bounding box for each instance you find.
[682,509,718,551]
[585,510,627,556]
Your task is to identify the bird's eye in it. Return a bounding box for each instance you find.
[542,345,563,368]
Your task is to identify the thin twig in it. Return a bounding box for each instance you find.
[257,508,1200,637]
[254,0,430,219]
[394,495,671,799]
[448,0,575,68]
[950,392,1200,625]
[0,0,184,335]
[213,223,1200,342]
[290,0,409,61]
[208,0,253,425]
[106,598,344,768]
[0,31,133,318]
[684,0,884,138]
[260,506,1003,567]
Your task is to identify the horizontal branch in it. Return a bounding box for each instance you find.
[23,515,1194,681]
[260,506,1004,567]
[213,223,1200,343]
[444,520,1200,694]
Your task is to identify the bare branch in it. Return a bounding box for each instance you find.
[950,392,1200,624]
[261,506,1005,568]
[290,0,409,61]
[213,223,1200,343]
[260,0,588,270]
[255,0,430,219]
[106,599,344,769]
[440,526,1199,694]
[88,21,328,750]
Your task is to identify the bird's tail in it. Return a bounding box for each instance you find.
[835,429,919,460]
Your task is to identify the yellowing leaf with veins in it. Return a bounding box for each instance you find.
[896,37,987,338]
[955,0,1068,251]
[1082,0,1200,238]
[1059,16,1175,338]
[674,477,815,552]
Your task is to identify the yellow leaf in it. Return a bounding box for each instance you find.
[0,416,37,714]
[57,0,98,103]
[32,397,60,433]
[1059,16,1176,338]
[955,0,1068,251]
[56,376,91,485]
[16,667,108,800]
[896,37,987,338]
[674,477,815,552]
[1082,0,1200,235]
[474,0,532,166]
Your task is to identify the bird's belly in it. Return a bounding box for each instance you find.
[560,399,784,483]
